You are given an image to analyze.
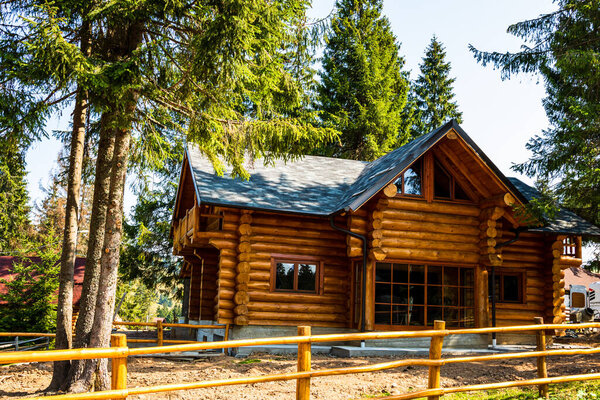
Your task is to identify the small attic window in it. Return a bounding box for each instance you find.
[433,160,472,202]
[394,159,423,196]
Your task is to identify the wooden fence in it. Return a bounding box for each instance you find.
[2,319,600,400]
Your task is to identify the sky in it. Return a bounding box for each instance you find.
[27,1,594,259]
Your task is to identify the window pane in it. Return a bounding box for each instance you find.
[461,287,474,307]
[462,308,475,328]
[455,182,470,200]
[428,266,442,285]
[461,268,474,287]
[392,264,409,283]
[404,159,423,195]
[392,284,408,304]
[427,306,443,326]
[375,283,392,303]
[376,263,392,282]
[410,265,425,284]
[410,285,425,305]
[275,263,294,290]
[503,275,521,302]
[445,308,459,327]
[394,176,403,194]
[434,161,451,198]
[297,264,316,292]
[392,305,409,325]
[443,267,459,286]
[489,275,501,302]
[428,285,443,305]
[408,306,425,326]
[375,304,391,324]
[444,286,459,306]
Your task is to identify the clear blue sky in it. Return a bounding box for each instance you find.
[26,1,558,225]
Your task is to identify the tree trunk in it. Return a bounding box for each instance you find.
[64,113,115,391]
[75,122,133,391]
[47,23,92,392]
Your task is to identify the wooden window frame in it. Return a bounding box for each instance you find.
[490,270,525,304]
[433,159,472,203]
[395,159,425,198]
[562,235,581,258]
[270,254,324,295]
[373,261,476,330]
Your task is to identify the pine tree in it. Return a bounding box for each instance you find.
[0,138,31,253]
[413,36,462,137]
[470,1,600,253]
[317,0,412,161]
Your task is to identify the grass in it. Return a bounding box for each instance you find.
[444,381,600,399]
[236,358,262,365]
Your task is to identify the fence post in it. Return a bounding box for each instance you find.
[224,323,230,356]
[157,320,164,347]
[427,320,445,400]
[14,336,19,351]
[296,326,311,400]
[111,333,128,398]
[535,317,549,399]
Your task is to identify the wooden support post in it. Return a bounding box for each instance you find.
[427,320,445,400]
[296,326,311,400]
[157,320,164,347]
[535,317,549,399]
[110,333,128,395]
[14,336,18,351]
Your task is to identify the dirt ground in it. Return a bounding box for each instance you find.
[2,341,600,399]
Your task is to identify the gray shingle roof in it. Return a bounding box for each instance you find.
[187,146,367,215]
[507,177,600,237]
[185,120,600,236]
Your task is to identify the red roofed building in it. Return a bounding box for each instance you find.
[0,256,86,310]
[564,267,600,290]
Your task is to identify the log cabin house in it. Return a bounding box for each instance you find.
[172,120,600,345]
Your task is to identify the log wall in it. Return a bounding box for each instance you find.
[495,228,549,327]
[378,198,481,264]
[244,212,350,328]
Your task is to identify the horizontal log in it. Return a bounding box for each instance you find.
[387,198,480,217]
[248,281,270,291]
[251,225,342,240]
[383,229,479,244]
[251,215,336,232]
[247,319,347,328]
[383,183,397,197]
[247,311,346,323]
[382,220,480,236]
[234,305,248,315]
[251,234,344,249]
[247,291,346,305]
[249,270,270,282]
[219,267,236,280]
[234,315,249,325]
[240,213,252,224]
[249,243,347,257]
[234,291,249,305]
[236,273,250,285]
[217,278,235,289]
[384,209,479,226]
[238,224,252,235]
[247,302,346,314]
[208,238,237,250]
[237,262,250,274]
[502,253,545,263]
[382,237,479,253]
[383,248,479,264]
[372,219,383,230]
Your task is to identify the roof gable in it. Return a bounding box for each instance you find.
[178,120,600,236]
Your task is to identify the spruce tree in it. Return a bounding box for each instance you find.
[317,0,411,161]
[470,1,600,251]
[0,138,30,253]
[413,36,462,137]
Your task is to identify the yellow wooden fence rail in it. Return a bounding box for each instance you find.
[1,320,599,400]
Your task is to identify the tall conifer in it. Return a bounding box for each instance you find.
[412,36,462,137]
[317,0,411,161]
[470,0,600,254]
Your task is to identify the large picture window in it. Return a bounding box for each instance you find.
[375,263,475,328]
[271,256,322,294]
